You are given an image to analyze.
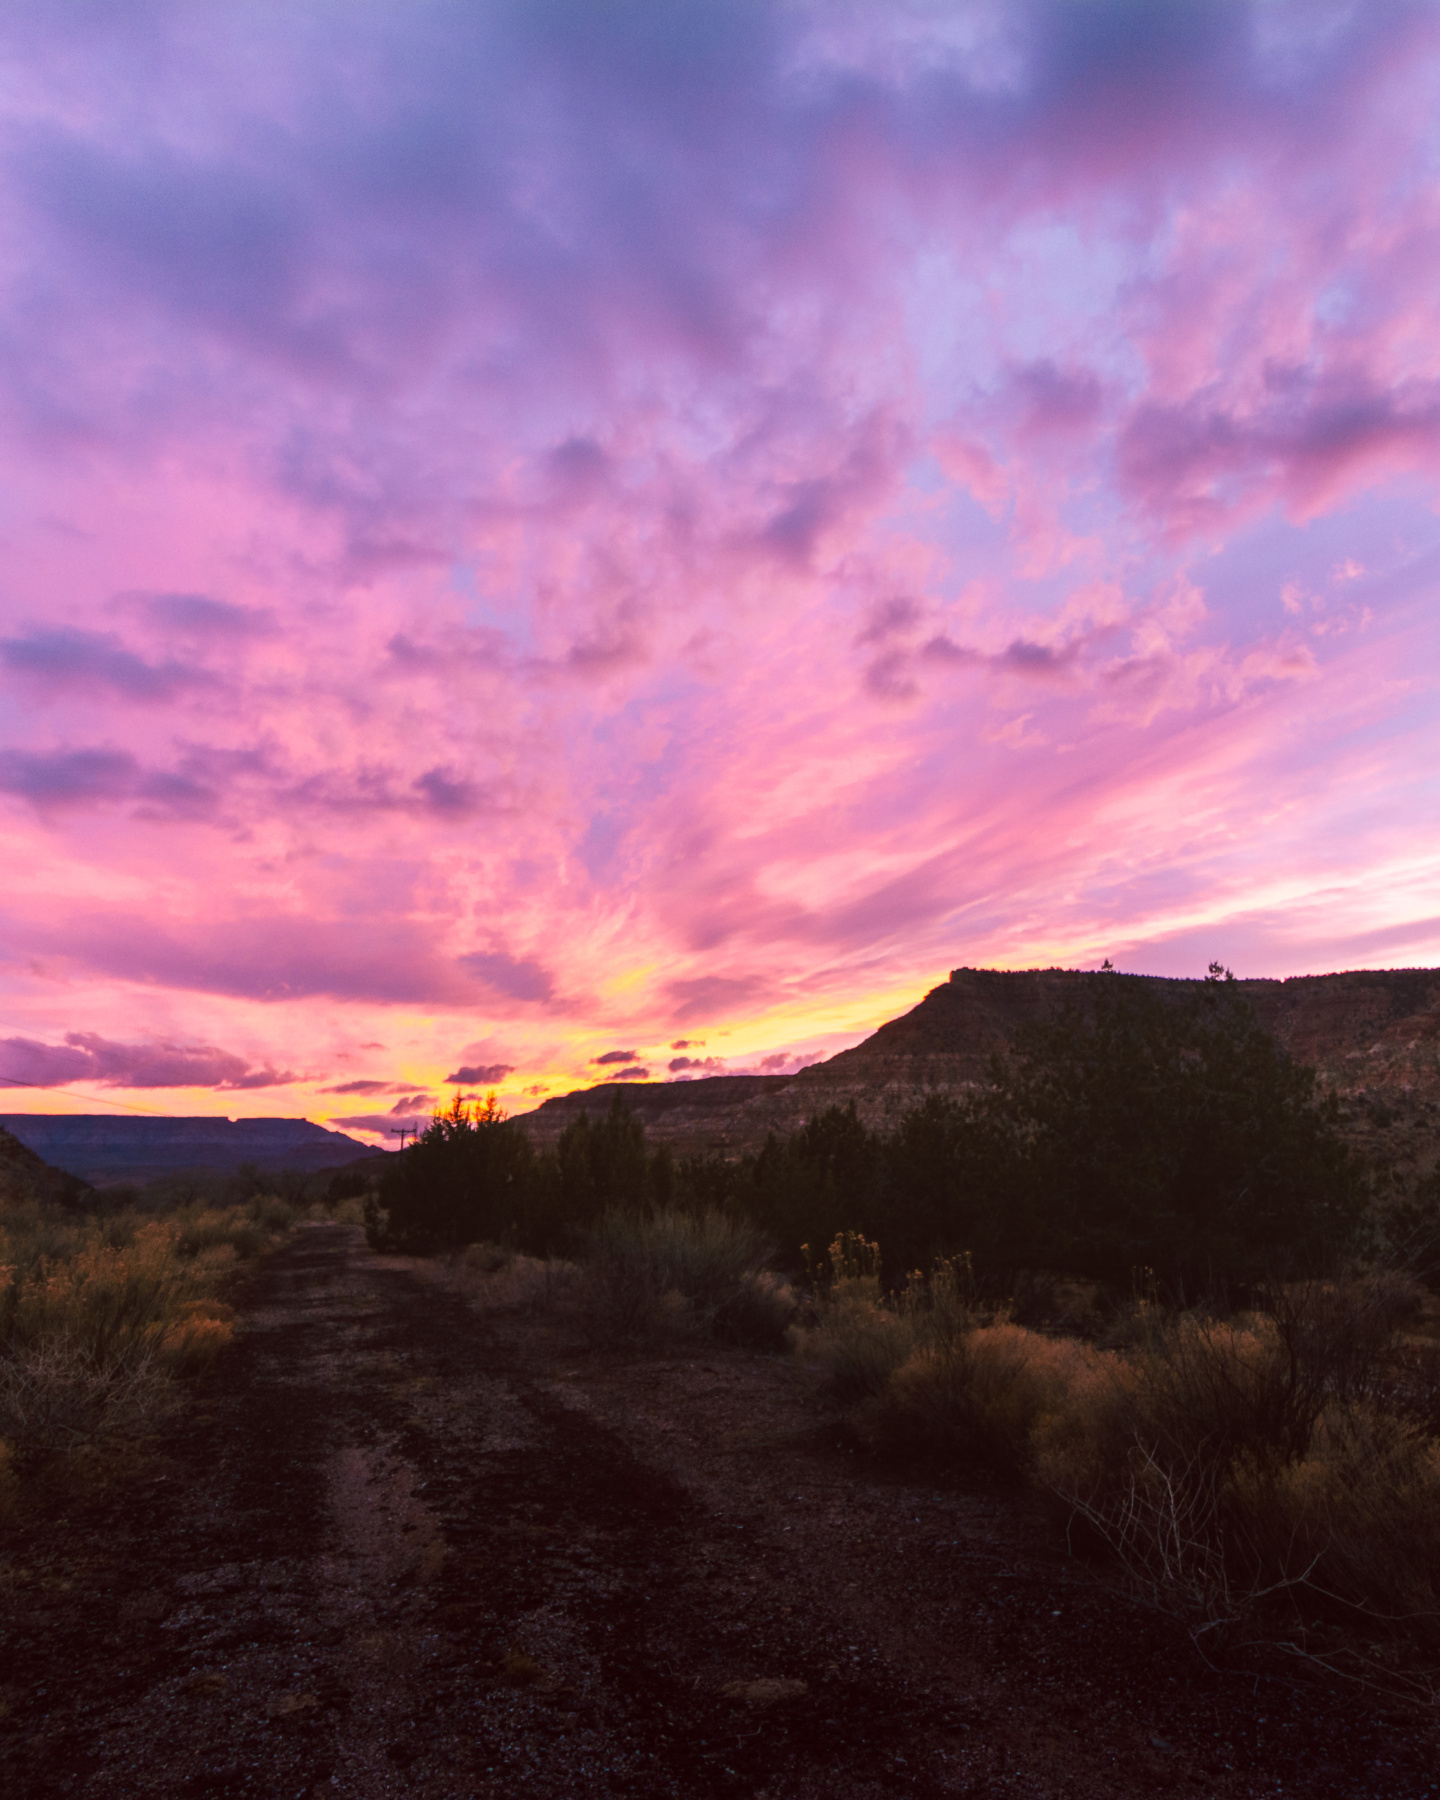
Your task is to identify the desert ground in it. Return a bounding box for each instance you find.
[2,1223,1436,1799]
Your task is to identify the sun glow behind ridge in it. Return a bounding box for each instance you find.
[0,2,1439,1141]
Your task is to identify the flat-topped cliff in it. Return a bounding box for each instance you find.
[0,1115,375,1185]
[516,967,1440,1174]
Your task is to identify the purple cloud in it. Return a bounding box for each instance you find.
[0,735,503,826]
[664,973,767,1024]
[996,639,1079,678]
[412,766,487,815]
[1118,375,1440,530]
[0,741,274,819]
[0,747,143,807]
[445,1063,514,1084]
[592,1048,640,1065]
[1007,360,1104,440]
[17,908,493,1006]
[857,598,922,647]
[135,592,277,637]
[919,636,982,670]
[0,1031,296,1089]
[0,627,212,701]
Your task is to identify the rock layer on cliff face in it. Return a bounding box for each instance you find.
[512,1074,796,1155]
[516,967,1440,1175]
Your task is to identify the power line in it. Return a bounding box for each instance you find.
[0,1071,218,1118]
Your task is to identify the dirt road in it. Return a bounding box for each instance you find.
[2,1225,1437,1798]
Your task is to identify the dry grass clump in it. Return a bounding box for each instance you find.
[0,1192,292,1469]
[427,1243,567,1314]
[1035,1292,1440,1661]
[800,1251,1440,1675]
[462,1240,514,1275]
[574,1208,796,1350]
[791,1236,977,1403]
[322,1192,367,1227]
[0,1333,173,1457]
[864,1326,1098,1479]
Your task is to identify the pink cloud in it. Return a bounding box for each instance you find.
[0,4,1437,1108]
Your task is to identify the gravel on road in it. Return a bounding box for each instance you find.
[2,1223,1436,1798]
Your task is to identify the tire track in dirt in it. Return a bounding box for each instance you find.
[1,1228,955,1798]
[3,1224,1438,1799]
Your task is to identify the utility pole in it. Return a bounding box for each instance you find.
[388,1123,419,1151]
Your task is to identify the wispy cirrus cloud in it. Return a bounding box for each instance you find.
[457,952,555,1004]
[0,2,1436,1116]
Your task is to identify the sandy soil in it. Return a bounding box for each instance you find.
[2,1223,1437,1798]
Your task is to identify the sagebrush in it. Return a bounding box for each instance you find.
[0,1192,297,1467]
[799,1245,1440,1676]
[572,1208,796,1350]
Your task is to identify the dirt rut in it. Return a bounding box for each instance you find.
[2,1224,1437,1798]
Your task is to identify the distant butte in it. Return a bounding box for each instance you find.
[516,966,1440,1180]
[0,1115,374,1186]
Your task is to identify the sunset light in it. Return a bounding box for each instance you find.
[3,2,1440,1143]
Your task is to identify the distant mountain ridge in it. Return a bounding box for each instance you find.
[517,966,1440,1178]
[0,1123,93,1208]
[0,1115,375,1185]
[10,966,1438,1187]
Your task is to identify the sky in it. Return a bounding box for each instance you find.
[2,0,1440,1143]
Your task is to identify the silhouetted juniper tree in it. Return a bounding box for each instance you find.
[365,1093,534,1253]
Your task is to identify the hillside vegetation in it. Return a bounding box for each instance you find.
[789,1234,1440,1686]
[517,966,1440,1188]
[370,977,1440,1689]
[370,974,1380,1292]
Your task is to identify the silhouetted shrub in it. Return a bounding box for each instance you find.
[791,1240,978,1405]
